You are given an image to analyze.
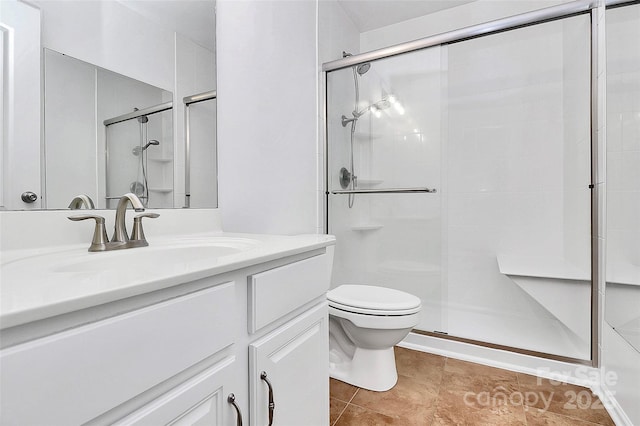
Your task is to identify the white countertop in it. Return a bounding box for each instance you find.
[1,231,335,330]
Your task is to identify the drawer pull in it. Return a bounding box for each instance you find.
[260,371,275,426]
[227,393,243,426]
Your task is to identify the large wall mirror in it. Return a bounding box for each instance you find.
[1,0,216,210]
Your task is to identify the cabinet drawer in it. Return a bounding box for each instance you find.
[0,282,236,425]
[248,254,330,333]
[114,356,238,426]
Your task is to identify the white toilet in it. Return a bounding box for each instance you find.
[327,284,421,392]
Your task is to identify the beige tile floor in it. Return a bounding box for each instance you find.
[330,347,615,425]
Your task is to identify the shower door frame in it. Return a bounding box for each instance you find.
[322,0,607,367]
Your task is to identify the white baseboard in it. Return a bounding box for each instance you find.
[400,332,598,388]
[592,383,634,426]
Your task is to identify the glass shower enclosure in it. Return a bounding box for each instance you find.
[326,13,592,360]
[105,106,174,209]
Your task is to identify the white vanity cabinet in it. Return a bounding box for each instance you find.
[0,281,239,426]
[247,254,331,426]
[0,245,333,426]
[249,302,329,426]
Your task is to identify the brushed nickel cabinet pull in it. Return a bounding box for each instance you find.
[227,393,243,426]
[260,371,275,426]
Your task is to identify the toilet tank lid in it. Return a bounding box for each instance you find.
[327,285,421,311]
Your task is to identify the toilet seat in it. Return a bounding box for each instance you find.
[327,285,421,316]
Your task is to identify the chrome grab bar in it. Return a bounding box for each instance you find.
[329,187,437,195]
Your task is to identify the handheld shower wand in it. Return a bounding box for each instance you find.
[132,140,160,156]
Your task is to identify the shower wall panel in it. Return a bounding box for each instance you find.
[327,47,444,332]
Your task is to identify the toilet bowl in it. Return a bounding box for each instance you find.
[327,285,421,392]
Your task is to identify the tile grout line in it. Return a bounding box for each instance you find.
[515,371,530,426]
[428,356,449,424]
[331,387,360,425]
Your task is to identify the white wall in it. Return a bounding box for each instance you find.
[217,0,318,235]
[359,0,577,52]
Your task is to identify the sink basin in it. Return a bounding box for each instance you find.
[53,245,243,273]
[2,236,261,278]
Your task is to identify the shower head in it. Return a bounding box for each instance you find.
[143,140,160,150]
[132,140,160,156]
[133,108,149,123]
[342,51,371,76]
[357,63,370,75]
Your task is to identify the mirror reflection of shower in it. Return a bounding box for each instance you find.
[131,110,160,207]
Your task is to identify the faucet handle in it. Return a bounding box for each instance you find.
[131,212,160,245]
[68,214,109,252]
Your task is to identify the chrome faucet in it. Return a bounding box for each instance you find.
[68,194,95,209]
[68,193,159,252]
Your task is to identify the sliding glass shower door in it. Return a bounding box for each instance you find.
[326,14,592,359]
[327,46,445,332]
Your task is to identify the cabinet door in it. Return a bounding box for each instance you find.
[249,302,328,426]
[115,356,245,426]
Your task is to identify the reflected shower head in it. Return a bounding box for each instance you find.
[143,140,160,150]
[134,108,149,123]
[132,140,160,156]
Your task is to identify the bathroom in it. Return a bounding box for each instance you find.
[1,0,639,424]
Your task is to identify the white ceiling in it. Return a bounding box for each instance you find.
[337,0,477,32]
[116,0,216,52]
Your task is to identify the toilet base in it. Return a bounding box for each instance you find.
[329,346,398,392]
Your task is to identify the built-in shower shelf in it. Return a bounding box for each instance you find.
[357,179,384,186]
[350,224,383,231]
[149,158,173,163]
[148,188,173,193]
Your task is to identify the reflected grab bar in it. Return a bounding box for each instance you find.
[329,187,437,194]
